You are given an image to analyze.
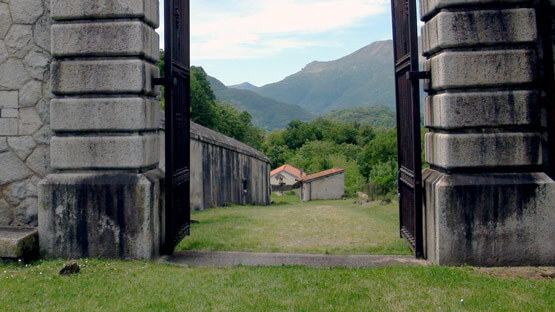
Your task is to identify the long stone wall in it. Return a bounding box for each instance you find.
[0,0,51,227]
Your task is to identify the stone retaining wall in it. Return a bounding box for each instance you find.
[0,0,51,227]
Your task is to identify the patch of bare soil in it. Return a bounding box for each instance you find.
[474,267,555,280]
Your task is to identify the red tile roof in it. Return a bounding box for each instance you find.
[296,168,345,182]
[270,164,306,178]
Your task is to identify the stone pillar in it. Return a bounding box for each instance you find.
[421,0,555,265]
[38,0,163,259]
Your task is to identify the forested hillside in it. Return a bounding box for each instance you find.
[207,76,315,130]
[323,105,396,129]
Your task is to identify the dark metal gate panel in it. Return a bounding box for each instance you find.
[161,0,191,254]
[391,0,423,257]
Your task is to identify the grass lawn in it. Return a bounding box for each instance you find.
[177,194,411,255]
[1,259,553,311]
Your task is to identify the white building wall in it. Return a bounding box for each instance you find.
[270,170,298,186]
[301,173,344,201]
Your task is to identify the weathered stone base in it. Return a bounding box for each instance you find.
[38,170,164,259]
[423,169,555,266]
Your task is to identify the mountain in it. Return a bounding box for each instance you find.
[254,40,395,114]
[322,105,396,129]
[207,76,316,130]
[229,82,259,91]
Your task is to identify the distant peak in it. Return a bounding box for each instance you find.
[229,82,259,91]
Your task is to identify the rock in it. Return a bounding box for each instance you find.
[4,181,26,206]
[24,50,49,80]
[0,137,7,152]
[32,125,51,144]
[4,25,33,58]
[0,41,8,65]
[9,0,44,24]
[33,12,51,51]
[19,80,43,107]
[0,198,14,226]
[8,136,37,159]
[15,197,38,226]
[357,191,369,200]
[59,262,80,276]
[18,107,42,135]
[0,91,18,108]
[36,98,50,124]
[0,59,31,90]
[0,152,32,185]
[26,175,40,197]
[0,3,11,39]
[26,145,48,176]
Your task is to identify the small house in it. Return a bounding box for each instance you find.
[270,164,306,191]
[297,168,345,201]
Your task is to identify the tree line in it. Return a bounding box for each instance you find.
[158,53,402,197]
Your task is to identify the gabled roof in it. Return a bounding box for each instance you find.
[270,164,306,178]
[296,168,345,182]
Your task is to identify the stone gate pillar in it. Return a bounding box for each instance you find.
[38,0,163,259]
[421,0,555,265]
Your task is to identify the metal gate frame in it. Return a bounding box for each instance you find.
[159,0,191,255]
[390,0,425,257]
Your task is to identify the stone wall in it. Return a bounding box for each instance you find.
[0,0,51,227]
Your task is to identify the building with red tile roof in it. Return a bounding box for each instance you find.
[270,164,306,187]
[296,168,345,201]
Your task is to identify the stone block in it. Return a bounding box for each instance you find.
[0,227,38,259]
[7,136,36,159]
[38,170,164,259]
[19,80,43,107]
[422,9,537,56]
[424,91,540,129]
[26,145,48,177]
[0,91,18,108]
[425,132,542,169]
[18,107,43,135]
[0,59,31,90]
[428,50,536,91]
[50,134,159,169]
[419,0,532,21]
[0,118,17,135]
[51,97,160,132]
[0,151,32,185]
[423,169,555,266]
[52,21,159,62]
[0,199,13,226]
[1,108,17,118]
[51,0,159,28]
[0,2,11,39]
[0,137,7,152]
[4,24,33,58]
[24,49,50,80]
[33,11,51,51]
[9,0,44,24]
[0,41,8,64]
[51,60,159,95]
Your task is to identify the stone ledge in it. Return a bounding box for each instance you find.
[424,90,540,129]
[419,0,533,21]
[0,227,38,259]
[425,132,542,169]
[51,0,159,28]
[52,21,159,62]
[50,134,159,169]
[38,170,164,259]
[422,9,537,56]
[423,169,555,266]
[51,98,160,132]
[426,49,537,91]
[51,60,159,95]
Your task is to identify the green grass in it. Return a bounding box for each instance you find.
[1,259,553,311]
[177,194,410,255]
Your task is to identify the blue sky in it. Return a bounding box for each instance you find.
[158,0,393,86]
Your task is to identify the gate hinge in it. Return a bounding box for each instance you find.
[152,77,176,87]
[406,71,431,80]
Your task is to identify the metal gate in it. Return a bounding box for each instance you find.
[159,0,191,254]
[391,0,424,257]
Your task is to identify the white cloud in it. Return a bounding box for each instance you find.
[181,0,388,60]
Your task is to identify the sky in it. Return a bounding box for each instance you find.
[157,0,393,86]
